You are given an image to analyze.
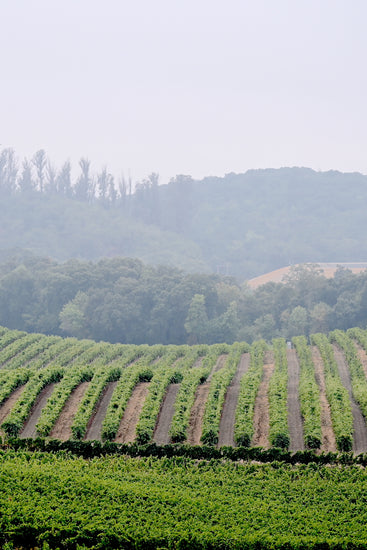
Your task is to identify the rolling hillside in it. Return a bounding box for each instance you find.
[3,167,367,280]
[248,262,367,289]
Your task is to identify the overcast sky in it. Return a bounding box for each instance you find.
[1,0,366,184]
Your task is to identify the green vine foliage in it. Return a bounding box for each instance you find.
[329,330,367,421]
[311,333,353,451]
[234,340,267,447]
[201,342,249,446]
[135,348,187,445]
[1,366,64,437]
[268,338,290,449]
[292,336,322,449]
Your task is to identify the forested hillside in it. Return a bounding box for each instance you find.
[1,147,367,279]
[1,253,367,344]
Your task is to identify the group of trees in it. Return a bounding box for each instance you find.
[0,147,133,204]
[1,252,367,345]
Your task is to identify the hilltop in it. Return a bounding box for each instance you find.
[2,163,367,279]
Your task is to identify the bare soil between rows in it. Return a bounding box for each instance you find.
[0,385,26,437]
[50,382,90,441]
[355,344,367,379]
[311,346,337,453]
[114,382,149,443]
[287,349,304,451]
[85,381,118,441]
[20,383,57,439]
[217,354,250,447]
[333,344,367,454]
[186,354,227,445]
[252,351,274,448]
[153,383,180,445]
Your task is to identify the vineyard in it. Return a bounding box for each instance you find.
[1,326,367,453]
[3,325,367,548]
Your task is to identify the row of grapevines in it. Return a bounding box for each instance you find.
[19,337,80,370]
[0,326,9,338]
[311,333,353,451]
[0,335,61,371]
[35,365,93,437]
[0,368,31,406]
[93,342,135,364]
[71,364,123,439]
[292,336,322,449]
[329,329,367,419]
[0,329,27,353]
[52,338,97,368]
[67,341,111,366]
[0,332,46,366]
[135,347,187,445]
[36,344,149,439]
[1,366,64,436]
[201,342,249,446]
[96,346,161,441]
[234,340,267,447]
[169,346,224,443]
[101,363,154,441]
[268,338,290,449]
[347,326,367,351]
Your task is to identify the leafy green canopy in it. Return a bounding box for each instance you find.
[2,451,367,549]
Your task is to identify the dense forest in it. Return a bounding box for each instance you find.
[1,251,367,344]
[1,147,367,280]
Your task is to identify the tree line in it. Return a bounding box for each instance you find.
[1,252,367,345]
[0,146,136,204]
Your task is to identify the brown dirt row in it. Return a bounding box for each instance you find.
[0,385,26,437]
[84,382,118,441]
[186,354,227,445]
[114,382,150,443]
[251,351,274,448]
[186,385,209,446]
[332,344,367,454]
[287,349,304,451]
[355,344,367,379]
[192,357,204,368]
[153,383,180,445]
[50,382,90,441]
[217,353,250,447]
[311,346,337,453]
[20,383,57,439]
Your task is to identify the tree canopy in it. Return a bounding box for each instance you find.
[1,253,367,344]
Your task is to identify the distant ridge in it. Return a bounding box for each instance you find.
[247,263,367,289]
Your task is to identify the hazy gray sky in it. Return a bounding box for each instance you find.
[1,0,367,183]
